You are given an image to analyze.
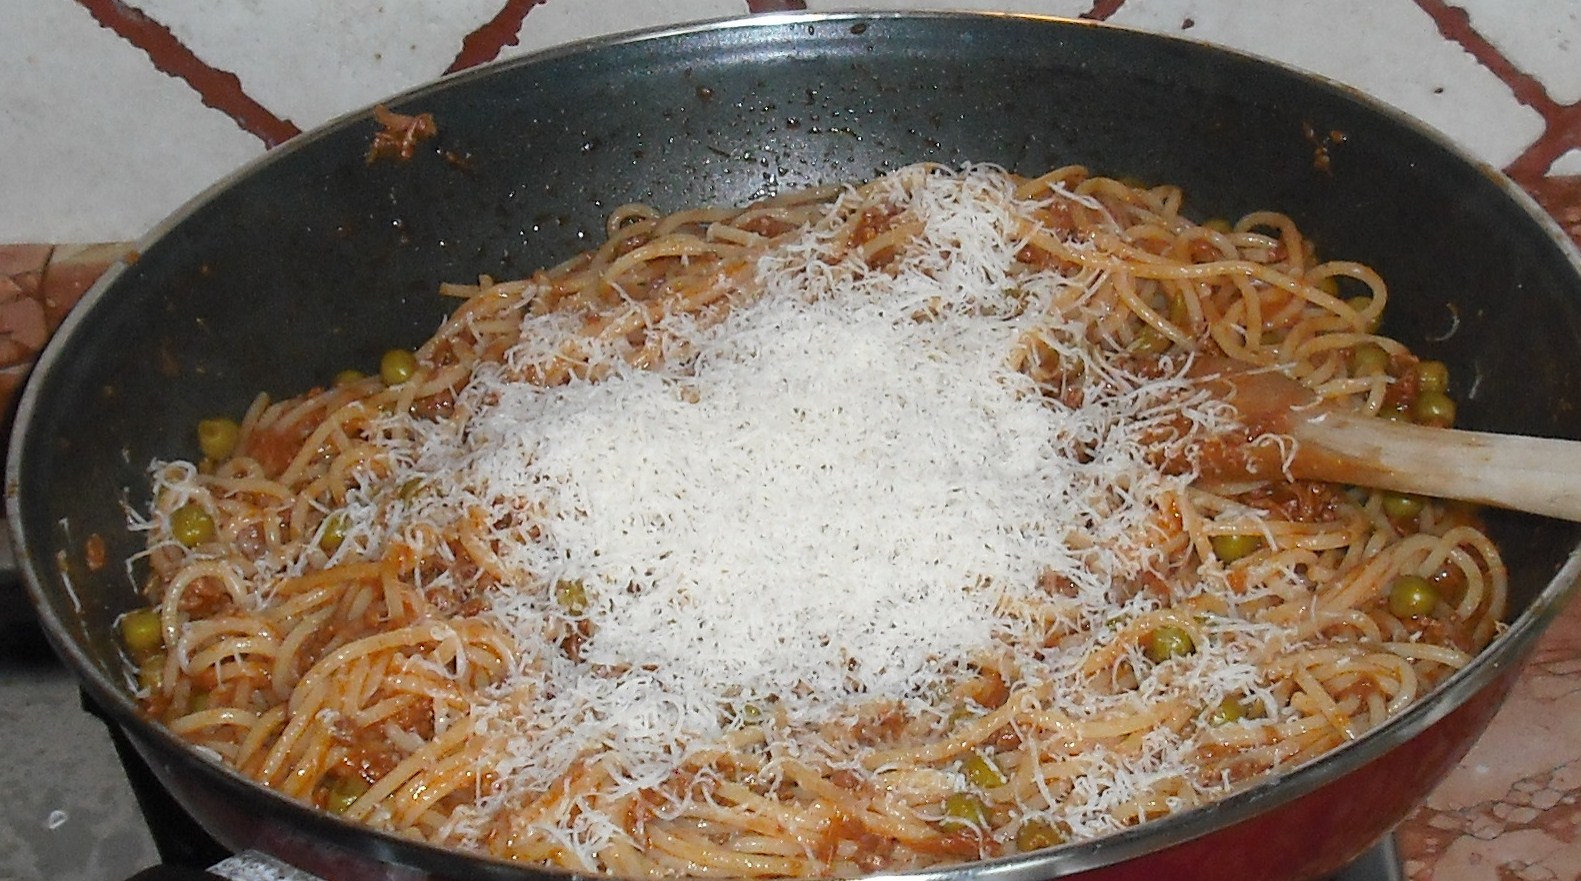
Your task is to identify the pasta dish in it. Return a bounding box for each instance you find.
[119,164,1505,877]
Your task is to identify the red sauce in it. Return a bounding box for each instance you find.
[242,415,319,477]
[83,533,107,572]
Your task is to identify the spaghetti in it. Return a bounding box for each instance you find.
[121,164,1505,877]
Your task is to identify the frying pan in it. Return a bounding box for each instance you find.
[12,11,1581,881]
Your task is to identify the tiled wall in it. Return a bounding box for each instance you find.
[5,0,1581,244]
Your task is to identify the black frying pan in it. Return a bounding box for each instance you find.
[13,12,1581,881]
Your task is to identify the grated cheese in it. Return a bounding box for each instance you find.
[397,167,1233,838]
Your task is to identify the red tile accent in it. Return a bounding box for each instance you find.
[1514,105,1581,184]
[39,243,133,332]
[1080,0,1129,20]
[0,243,131,427]
[0,244,50,430]
[75,0,301,148]
[0,244,52,375]
[0,299,47,359]
[0,245,49,303]
[0,276,24,309]
[1413,0,1581,187]
[0,244,50,282]
[447,0,550,74]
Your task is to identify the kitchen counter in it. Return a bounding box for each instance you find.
[4,2,1581,880]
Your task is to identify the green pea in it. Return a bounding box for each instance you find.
[1166,293,1191,326]
[196,418,240,461]
[1381,491,1425,521]
[119,607,164,659]
[1145,625,1196,663]
[1016,818,1068,852]
[1202,218,1234,235]
[1346,296,1382,333]
[397,477,424,501]
[1380,404,1412,423]
[334,369,366,387]
[961,752,1007,789]
[137,655,165,693]
[1207,696,1245,726]
[380,348,419,386]
[1412,390,1456,428]
[318,512,351,553]
[941,792,990,830]
[1388,574,1439,618]
[1348,344,1390,377]
[1129,323,1172,355]
[949,703,979,725]
[170,503,215,547]
[1211,533,1262,563]
[1417,361,1450,395]
[325,775,369,814]
[554,579,588,616]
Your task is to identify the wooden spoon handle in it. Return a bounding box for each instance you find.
[1289,409,1581,521]
[1193,361,1581,521]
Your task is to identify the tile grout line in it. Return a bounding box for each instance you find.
[1080,0,1129,19]
[74,0,300,148]
[447,0,551,74]
[1412,0,1580,182]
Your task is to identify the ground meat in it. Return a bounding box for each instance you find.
[1240,479,1347,523]
[176,576,231,616]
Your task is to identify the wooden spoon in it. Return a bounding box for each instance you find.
[1192,363,1581,522]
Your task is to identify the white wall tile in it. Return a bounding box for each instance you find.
[1549,148,1581,176]
[126,0,507,130]
[500,0,750,58]
[0,1,263,242]
[1459,0,1581,104]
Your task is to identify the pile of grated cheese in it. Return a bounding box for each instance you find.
[372,166,1248,825]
